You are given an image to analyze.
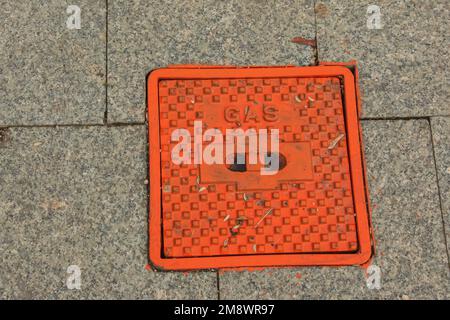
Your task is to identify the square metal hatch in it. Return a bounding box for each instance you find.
[148,65,373,270]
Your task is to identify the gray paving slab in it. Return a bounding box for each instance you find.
[219,120,450,299]
[0,0,106,126]
[315,0,450,118]
[108,0,316,123]
[431,116,450,257]
[0,126,216,299]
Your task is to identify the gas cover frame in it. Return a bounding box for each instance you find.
[147,65,373,271]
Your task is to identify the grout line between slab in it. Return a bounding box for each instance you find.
[428,118,450,270]
[1,118,439,128]
[0,123,145,129]
[104,0,109,124]
[312,0,319,65]
[0,117,445,129]
[216,271,221,300]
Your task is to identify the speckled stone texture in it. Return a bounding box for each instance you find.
[219,120,450,299]
[108,0,316,123]
[0,126,216,299]
[315,0,450,118]
[431,117,450,257]
[0,1,106,125]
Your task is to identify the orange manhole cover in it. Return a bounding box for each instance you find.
[148,65,373,270]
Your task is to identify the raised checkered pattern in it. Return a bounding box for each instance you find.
[158,77,358,258]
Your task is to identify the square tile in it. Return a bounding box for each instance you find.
[0,0,106,125]
[108,0,316,123]
[315,0,450,117]
[219,120,450,299]
[0,126,216,299]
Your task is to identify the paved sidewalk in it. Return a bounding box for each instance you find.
[0,0,449,299]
